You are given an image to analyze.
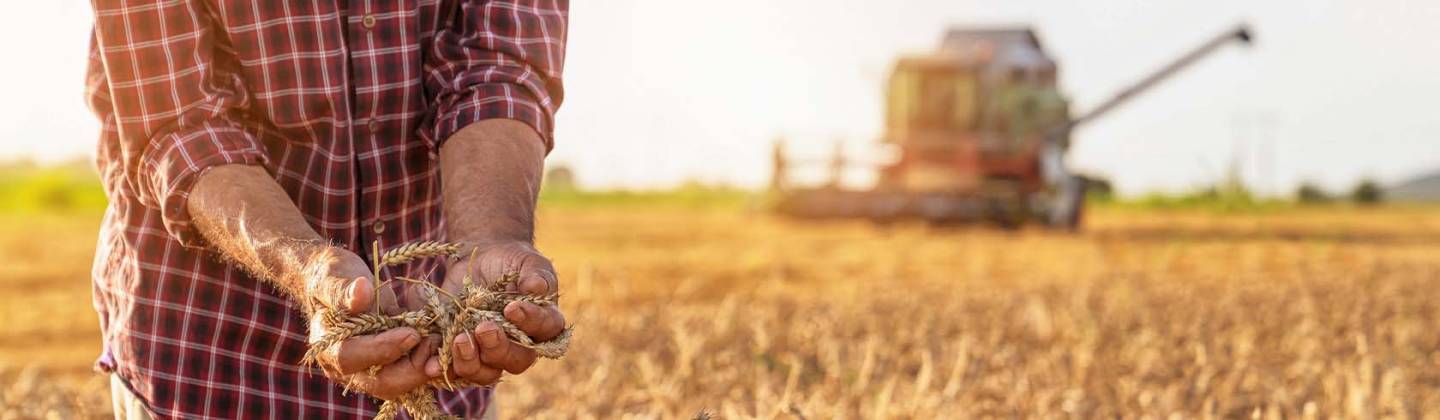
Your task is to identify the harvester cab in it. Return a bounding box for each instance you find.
[772,24,1253,229]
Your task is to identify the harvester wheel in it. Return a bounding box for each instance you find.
[989,198,1026,230]
[1046,175,1087,231]
[1061,197,1084,231]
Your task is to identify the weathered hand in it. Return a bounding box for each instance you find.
[410,241,567,385]
[306,249,436,400]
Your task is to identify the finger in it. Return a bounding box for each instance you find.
[400,282,428,310]
[475,322,537,374]
[376,283,402,315]
[517,271,557,297]
[472,322,509,368]
[331,327,420,375]
[505,301,566,341]
[349,350,434,400]
[448,332,484,378]
[424,337,502,386]
[442,264,470,295]
[342,277,372,315]
[423,333,469,378]
[410,335,441,371]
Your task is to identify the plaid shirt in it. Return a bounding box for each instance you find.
[86,0,566,417]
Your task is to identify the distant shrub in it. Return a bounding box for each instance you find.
[1080,175,1114,202]
[1350,179,1383,205]
[1295,182,1331,204]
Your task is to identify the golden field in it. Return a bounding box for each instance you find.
[2,204,1440,419]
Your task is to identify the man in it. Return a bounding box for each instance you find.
[86,1,569,417]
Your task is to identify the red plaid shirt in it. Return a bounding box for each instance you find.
[86,0,566,417]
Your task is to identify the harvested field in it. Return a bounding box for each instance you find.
[2,205,1439,418]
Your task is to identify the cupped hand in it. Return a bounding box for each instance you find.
[306,249,435,400]
[404,241,567,386]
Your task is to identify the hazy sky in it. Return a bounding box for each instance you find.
[4,1,1438,195]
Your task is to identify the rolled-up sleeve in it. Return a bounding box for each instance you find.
[424,0,568,151]
[89,0,267,247]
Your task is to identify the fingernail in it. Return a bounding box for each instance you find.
[401,332,420,349]
[506,303,528,324]
[457,334,476,361]
[425,359,441,377]
[477,323,502,349]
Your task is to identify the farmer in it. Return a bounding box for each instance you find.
[86,1,568,417]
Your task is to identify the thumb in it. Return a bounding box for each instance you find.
[342,277,376,315]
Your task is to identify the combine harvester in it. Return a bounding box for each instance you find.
[772,24,1253,229]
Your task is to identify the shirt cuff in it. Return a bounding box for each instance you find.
[430,82,554,153]
[138,122,268,248]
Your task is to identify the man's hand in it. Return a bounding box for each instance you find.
[426,119,560,386]
[306,248,435,400]
[408,241,567,385]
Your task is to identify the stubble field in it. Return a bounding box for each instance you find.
[2,204,1439,418]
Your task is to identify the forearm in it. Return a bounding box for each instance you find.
[439,119,546,244]
[188,164,334,297]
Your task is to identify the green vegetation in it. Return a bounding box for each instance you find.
[1096,171,1397,212]
[0,161,1405,216]
[1117,189,1286,212]
[539,183,755,210]
[1101,168,1287,213]
[0,161,107,213]
[0,161,757,214]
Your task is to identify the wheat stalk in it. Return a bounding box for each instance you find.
[305,241,573,419]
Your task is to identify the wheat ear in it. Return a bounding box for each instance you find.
[302,312,402,367]
[379,241,463,267]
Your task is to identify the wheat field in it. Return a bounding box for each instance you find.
[2,205,1439,419]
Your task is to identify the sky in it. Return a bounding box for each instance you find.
[3,1,1438,196]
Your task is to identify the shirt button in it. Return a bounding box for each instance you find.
[368,120,380,133]
[373,222,386,234]
[362,15,376,29]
